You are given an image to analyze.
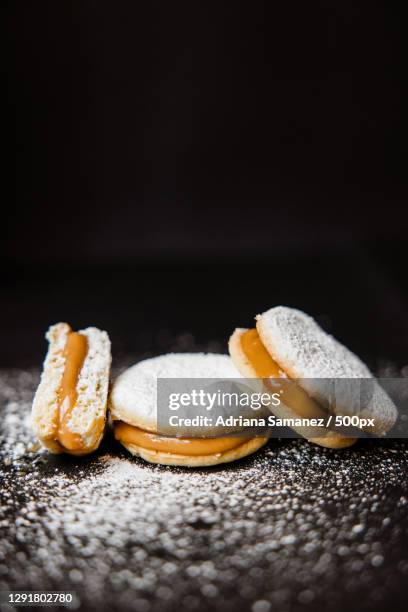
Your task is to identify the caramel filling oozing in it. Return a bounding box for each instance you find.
[240,328,282,377]
[240,328,327,419]
[57,332,88,450]
[114,422,246,456]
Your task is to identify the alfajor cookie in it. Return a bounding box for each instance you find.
[32,323,111,455]
[229,306,398,448]
[110,353,268,467]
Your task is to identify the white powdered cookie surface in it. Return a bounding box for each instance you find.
[257,306,398,433]
[258,307,371,379]
[31,323,71,440]
[67,327,111,440]
[110,353,241,431]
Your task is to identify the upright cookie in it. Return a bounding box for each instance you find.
[32,323,111,455]
[229,306,397,448]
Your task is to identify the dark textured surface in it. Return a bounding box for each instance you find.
[1,367,408,612]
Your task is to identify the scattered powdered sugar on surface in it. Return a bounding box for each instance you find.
[1,367,408,612]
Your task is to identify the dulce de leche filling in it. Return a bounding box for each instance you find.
[114,422,246,456]
[56,332,88,450]
[240,328,327,420]
[240,328,282,377]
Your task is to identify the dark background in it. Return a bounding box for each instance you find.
[5,0,407,368]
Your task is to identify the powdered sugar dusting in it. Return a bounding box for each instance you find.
[70,326,111,438]
[258,307,373,379]
[257,307,398,433]
[1,367,408,612]
[110,353,241,428]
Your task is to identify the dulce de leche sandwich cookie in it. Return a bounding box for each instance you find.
[229,306,398,449]
[110,353,268,467]
[32,323,111,455]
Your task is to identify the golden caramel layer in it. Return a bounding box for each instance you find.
[57,332,88,451]
[114,422,246,456]
[241,328,282,377]
[240,328,327,419]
